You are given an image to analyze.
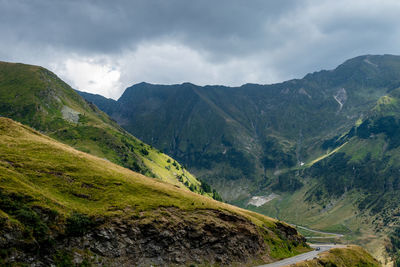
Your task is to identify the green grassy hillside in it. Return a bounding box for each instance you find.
[0,117,308,266]
[293,246,380,267]
[0,61,218,199]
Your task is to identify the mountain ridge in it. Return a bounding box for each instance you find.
[0,61,219,199]
[79,54,400,264]
[79,54,398,199]
[0,58,385,265]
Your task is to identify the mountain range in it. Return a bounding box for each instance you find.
[80,54,400,264]
[79,55,400,199]
[0,58,385,266]
[0,61,315,266]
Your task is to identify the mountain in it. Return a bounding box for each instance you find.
[79,54,400,200]
[246,66,400,264]
[0,117,308,266]
[0,61,220,199]
[80,54,400,264]
[297,85,400,264]
[0,59,382,265]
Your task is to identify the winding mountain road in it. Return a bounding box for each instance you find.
[258,244,346,267]
[293,225,344,239]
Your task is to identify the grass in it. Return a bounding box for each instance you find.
[341,136,386,163]
[0,117,309,262]
[0,118,205,216]
[293,245,380,267]
[0,61,211,198]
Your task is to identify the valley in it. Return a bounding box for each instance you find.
[0,58,389,265]
[0,60,312,266]
[2,1,398,266]
[80,54,400,265]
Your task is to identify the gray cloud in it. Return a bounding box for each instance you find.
[1,0,400,99]
[0,0,297,55]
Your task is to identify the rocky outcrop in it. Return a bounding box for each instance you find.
[61,105,80,123]
[0,208,306,266]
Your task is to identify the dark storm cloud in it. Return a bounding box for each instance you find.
[0,0,298,56]
[2,0,400,99]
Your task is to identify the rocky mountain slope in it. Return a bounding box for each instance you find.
[0,61,220,199]
[80,55,400,201]
[80,54,400,264]
[250,76,400,265]
[0,117,308,266]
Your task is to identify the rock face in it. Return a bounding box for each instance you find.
[61,105,80,123]
[0,208,306,266]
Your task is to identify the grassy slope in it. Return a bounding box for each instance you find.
[0,117,308,263]
[293,246,380,267]
[0,61,211,197]
[0,118,200,216]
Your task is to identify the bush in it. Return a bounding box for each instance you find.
[15,207,49,241]
[356,119,371,139]
[189,184,196,192]
[140,148,149,156]
[65,212,93,237]
[200,180,212,193]
[212,190,223,201]
[0,190,50,242]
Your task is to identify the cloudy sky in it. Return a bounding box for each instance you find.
[1,0,400,99]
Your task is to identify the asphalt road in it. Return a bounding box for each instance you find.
[257,244,346,267]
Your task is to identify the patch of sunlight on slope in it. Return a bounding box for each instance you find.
[142,149,200,188]
[373,95,397,112]
[355,118,363,126]
[306,142,348,167]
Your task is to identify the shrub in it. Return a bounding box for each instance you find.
[200,180,212,193]
[140,148,149,156]
[65,212,93,237]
